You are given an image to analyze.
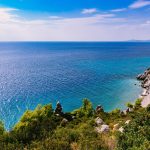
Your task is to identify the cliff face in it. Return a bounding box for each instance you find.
[137,68,150,88]
[137,68,150,106]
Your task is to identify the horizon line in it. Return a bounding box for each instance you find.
[0,40,150,43]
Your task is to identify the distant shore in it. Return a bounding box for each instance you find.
[137,68,150,107]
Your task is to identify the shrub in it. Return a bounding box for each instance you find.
[126,102,134,109]
[0,121,4,135]
[134,98,142,109]
[13,104,60,143]
[116,110,150,150]
[72,98,94,118]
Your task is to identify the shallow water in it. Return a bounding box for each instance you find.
[0,42,150,129]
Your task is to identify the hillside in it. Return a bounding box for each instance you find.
[0,98,149,150]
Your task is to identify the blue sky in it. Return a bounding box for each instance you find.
[0,0,134,12]
[0,0,150,41]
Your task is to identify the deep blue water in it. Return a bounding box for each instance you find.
[0,42,150,130]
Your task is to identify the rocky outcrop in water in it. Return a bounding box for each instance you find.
[137,68,150,88]
[137,68,150,107]
[137,68,150,96]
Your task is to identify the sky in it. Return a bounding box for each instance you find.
[0,0,150,41]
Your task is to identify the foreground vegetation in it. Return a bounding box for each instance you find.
[0,98,149,150]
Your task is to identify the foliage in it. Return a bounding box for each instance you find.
[116,108,150,150]
[134,98,142,109]
[13,104,61,143]
[0,121,4,135]
[126,102,134,109]
[0,99,149,150]
[72,98,94,118]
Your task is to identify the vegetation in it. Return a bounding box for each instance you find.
[0,98,149,150]
[117,106,150,150]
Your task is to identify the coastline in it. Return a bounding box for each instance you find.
[137,68,150,107]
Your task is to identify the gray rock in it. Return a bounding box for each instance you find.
[95,127,101,133]
[113,123,119,131]
[100,125,110,133]
[55,101,63,115]
[95,125,110,133]
[61,118,68,126]
[118,127,124,133]
[96,105,104,113]
[95,117,104,126]
[125,120,131,124]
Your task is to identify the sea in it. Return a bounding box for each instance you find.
[0,42,150,130]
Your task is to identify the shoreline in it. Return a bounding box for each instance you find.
[137,68,150,107]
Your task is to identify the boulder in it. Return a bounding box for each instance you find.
[137,74,146,80]
[95,117,104,126]
[125,120,131,124]
[55,101,63,115]
[123,110,127,115]
[61,118,68,126]
[126,108,130,113]
[120,111,125,116]
[96,105,104,113]
[125,107,133,113]
[95,125,110,133]
[113,123,119,131]
[143,80,150,88]
[141,90,147,96]
[137,69,150,82]
[100,125,110,133]
[118,127,124,133]
[95,127,101,133]
[129,108,134,112]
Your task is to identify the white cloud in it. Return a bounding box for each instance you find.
[141,20,150,26]
[146,20,150,24]
[56,14,116,25]
[81,8,97,14]
[49,16,62,19]
[0,7,150,41]
[129,0,150,9]
[0,8,19,23]
[111,8,127,12]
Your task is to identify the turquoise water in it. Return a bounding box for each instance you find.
[0,42,150,129]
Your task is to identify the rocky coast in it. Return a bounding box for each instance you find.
[137,68,150,107]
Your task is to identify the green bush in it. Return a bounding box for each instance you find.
[126,102,134,109]
[0,99,149,150]
[13,104,61,143]
[134,98,142,109]
[116,110,150,150]
[72,98,94,118]
[0,121,4,135]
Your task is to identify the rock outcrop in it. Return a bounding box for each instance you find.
[95,125,110,133]
[113,123,119,131]
[95,117,104,126]
[61,118,68,126]
[100,125,110,133]
[125,120,131,124]
[137,68,150,107]
[118,127,124,133]
[137,68,150,89]
[96,105,104,113]
[95,117,109,133]
[54,101,63,115]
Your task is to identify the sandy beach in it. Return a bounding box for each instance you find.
[142,94,150,107]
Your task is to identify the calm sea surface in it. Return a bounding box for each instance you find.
[0,42,150,129]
